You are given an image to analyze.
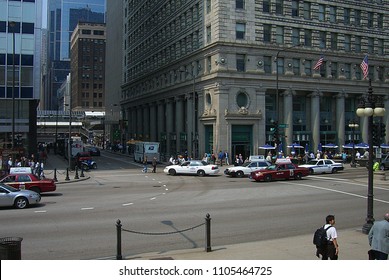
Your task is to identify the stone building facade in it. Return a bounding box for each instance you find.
[119,0,389,160]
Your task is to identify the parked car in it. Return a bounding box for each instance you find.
[299,159,344,174]
[0,183,41,209]
[224,160,271,178]
[87,146,101,156]
[164,160,219,176]
[0,173,56,194]
[249,163,310,182]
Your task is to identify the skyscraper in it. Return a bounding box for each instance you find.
[44,0,106,110]
[0,0,43,157]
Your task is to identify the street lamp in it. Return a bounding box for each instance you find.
[180,67,198,159]
[10,21,16,153]
[65,102,72,170]
[348,120,359,168]
[275,44,301,145]
[356,79,385,234]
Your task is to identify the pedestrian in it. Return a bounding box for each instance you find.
[218,150,224,166]
[368,212,389,260]
[224,151,229,165]
[152,157,157,173]
[320,215,339,260]
[142,156,148,173]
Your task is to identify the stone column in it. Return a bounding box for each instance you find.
[336,91,347,147]
[186,93,194,156]
[143,105,150,141]
[166,98,174,156]
[175,96,184,153]
[283,88,294,148]
[149,103,157,142]
[136,106,142,139]
[310,90,322,152]
[157,100,165,141]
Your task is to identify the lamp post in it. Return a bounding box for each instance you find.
[356,79,385,234]
[65,101,72,170]
[10,21,16,153]
[348,120,359,168]
[180,68,197,159]
[275,44,301,145]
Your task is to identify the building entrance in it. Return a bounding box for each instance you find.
[231,125,252,161]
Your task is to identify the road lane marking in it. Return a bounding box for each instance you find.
[81,207,94,210]
[285,181,389,204]
[150,197,156,200]
[34,210,47,213]
[307,176,389,191]
[122,203,134,206]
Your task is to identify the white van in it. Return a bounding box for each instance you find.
[248,155,265,161]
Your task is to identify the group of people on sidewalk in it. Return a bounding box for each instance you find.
[316,213,389,260]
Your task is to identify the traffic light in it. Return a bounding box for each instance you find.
[372,123,379,146]
[380,123,386,140]
[271,121,280,145]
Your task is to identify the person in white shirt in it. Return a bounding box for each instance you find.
[322,215,339,260]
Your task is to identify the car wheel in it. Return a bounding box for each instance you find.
[380,165,385,171]
[197,170,206,177]
[264,174,272,182]
[309,169,314,175]
[14,197,28,209]
[169,169,176,176]
[30,187,41,194]
[92,163,97,169]
[236,171,244,178]
[295,173,302,180]
[331,168,338,174]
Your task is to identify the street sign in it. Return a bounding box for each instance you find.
[278,124,288,128]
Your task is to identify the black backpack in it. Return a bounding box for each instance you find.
[313,225,332,248]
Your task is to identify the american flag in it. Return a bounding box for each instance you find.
[360,55,369,80]
[313,56,324,70]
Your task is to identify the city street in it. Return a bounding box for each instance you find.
[1,151,389,260]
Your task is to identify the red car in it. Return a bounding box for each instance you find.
[249,163,309,182]
[0,173,56,194]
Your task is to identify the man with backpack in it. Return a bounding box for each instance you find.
[314,215,339,260]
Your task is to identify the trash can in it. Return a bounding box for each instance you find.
[0,237,23,260]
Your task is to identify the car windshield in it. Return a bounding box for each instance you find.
[307,160,319,165]
[242,162,251,167]
[0,183,19,192]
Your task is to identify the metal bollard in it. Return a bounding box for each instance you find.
[74,166,79,179]
[205,213,212,252]
[53,168,58,182]
[80,165,85,177]
[116,220,123,260]
[65,168,70,181]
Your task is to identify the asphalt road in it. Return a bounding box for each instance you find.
[1,152,389,260]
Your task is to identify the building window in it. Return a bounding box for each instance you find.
[354,36,361,52]
[368,37,374,54]
[344,8,350,25]
[275,0,284,15]
[367,12,374,28]
[318,4,326,21]
[304,29,312,47]
[378,39,384,55]
[236,54,246,72]
[207,56,212,73]
[292,58,300,76]
[263,24,272,43]
[206,25,211,43]
[263,0,270,13]
[304,60,312,76]
[344,34,351,52]
[292,28,300,45]
[22,23,34,34]
[236,0,245,9]
[206,0,211,14]
[329,6,337,23]
[354,10,361,26]
[330,62,338,78]
[303,2,311,20]
[291,0,299,17]
[236,91,248,108]
[377,14,384,29]
[319,31,326,49]
[330,33,338,50]
[344,64,351,79]
[264,56,272,74]
[236,23,246,40]
[276,26,284,44]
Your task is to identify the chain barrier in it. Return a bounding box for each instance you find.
[121,222,205,236]
[116,213,212,260]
